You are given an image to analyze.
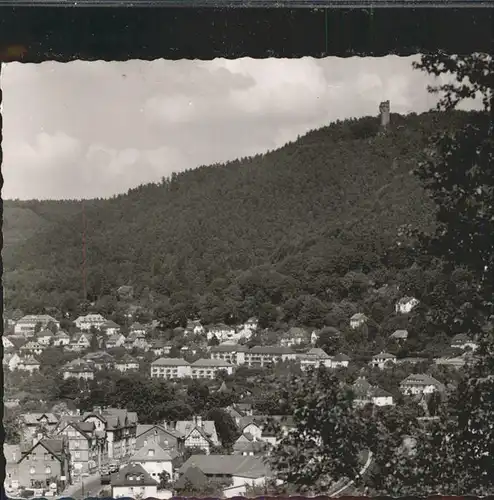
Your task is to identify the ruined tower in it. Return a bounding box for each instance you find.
[379,100,390,130]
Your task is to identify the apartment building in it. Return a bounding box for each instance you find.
[245,346,297,367]
[209,344,249,365]
[150,358,192,379]
[191,358,234,379]
[14,315,60,337]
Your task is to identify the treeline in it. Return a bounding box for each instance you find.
[3,110,481,349]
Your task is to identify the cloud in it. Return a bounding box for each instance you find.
[0,56,481,200]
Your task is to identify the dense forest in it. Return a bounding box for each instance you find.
[3,110,479,351]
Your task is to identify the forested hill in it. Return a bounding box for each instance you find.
[3,110,475,329]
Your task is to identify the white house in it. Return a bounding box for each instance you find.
[129,442,173,483]
[395,297,420,314]
[280,327,310,347]
[52,330,70,346]
[191,358,234,379]
[369,352,397,369]
[352,378,394,407]
[332,353,351,368]
[115,354,140,372]
[206,324,236,342]
[62,359,95,380]
[400,374,446,396]
[17,356,41,373]
[350,313,368,329]
[101,320,121,336]
[451,334,478,351]
[238,418,263,441]
[14,315,59,336]
[36,329,54,345]
[130,322,147,335]
[390,329,408,341]
[186,319,205,335]
[74,314,107,331]
[174,416,220,454]
[3,353,22,371]
[111,463,159,499]
[106,333,126,349]
[150,358,191,379]
[299,347,334,370]
[19,340,45,355]
[2,336,16,350]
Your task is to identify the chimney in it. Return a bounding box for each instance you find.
[196,415,202,428]
[163,421,168,430]
[379,100,390,129]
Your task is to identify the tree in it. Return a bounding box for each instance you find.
[205,408,239,449]
[158,470,171,490]
[269,367,369,492]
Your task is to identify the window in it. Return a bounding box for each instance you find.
[30,467,36,474]
[74,451,81,459]
[45,466,52,474]
[74,441,80,448]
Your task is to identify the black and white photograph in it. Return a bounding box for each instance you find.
[2,52,493,499]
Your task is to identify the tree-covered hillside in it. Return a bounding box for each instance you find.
[3,110,477,346]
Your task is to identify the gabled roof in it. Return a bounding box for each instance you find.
[210,344,249,353]
[390,329,408,339]
[174,466,209,490]
[136,423,184,440]
[110,462,158,486]
[116,353,139,364]
[351,313,368,320]
[37,329,54,338]
[333,353,351,361]
[18,439,65,464]
[21,412,59,425]
[175,420,217,441]
[373,352,396,360]
[179,454,270,479]
[130,442,173,462]
[401,374,445,390]
[151,357,190,366]
[306,347,331,359]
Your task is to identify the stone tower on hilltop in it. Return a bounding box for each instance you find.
[379,100,390,130]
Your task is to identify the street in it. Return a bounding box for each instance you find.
[59,473,105,499]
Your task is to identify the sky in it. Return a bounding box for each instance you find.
[0,55,478,200]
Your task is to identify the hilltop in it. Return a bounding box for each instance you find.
[3,110,476,345]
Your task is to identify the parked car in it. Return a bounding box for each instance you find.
[100,471,111,485]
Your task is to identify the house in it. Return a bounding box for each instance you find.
[174,416,220,453]
[135,424,185,453]
[331,352,351,368]
[186,319,205,336]
[350,313,368,329]
[369,352,397,369]
[310,329,320,345]
[206,324,236,342]
[69,332,93,350]
[36,329,55,345]
[210,344,249,365]
[178,454,271,498]
[14,315,60,336]
[117,285,134,300]
[101,320,121,336]
[299,347,333,370]
[245,346,297,367]
[451,334,478,351]
[390,329,409,341]
[19,340,45,355]
[17,356,41,373]
[4,336,27,352]
[237,417,264,441]
[150,339,173,357]
[191,358,234,379]
[395,296,420,314]
[129,322,146,334]
[19,412,60,444]
[235,318,258,340]
[126,330,150,351]
[232,434,269,456]
[351,377,394,407]
[259,415,295,446]
[74,313,107,331]
[83,351,115,370]
[150,358,191,379]
[400,374,446,396]
[115,354,140,372]
[3,352,22,371]
[3,335,16,350]
[435,354,474,369]
[82,407,138,460]
[130,442,174,483]
[280,327,310,347]
[17,438,71,491]
[111,462,158,499]
[62,359,95,380]
[4,444,21,492]
[106,333,127,349]
[54,418,106,476]
[52,330,70,346]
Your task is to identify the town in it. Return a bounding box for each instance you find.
[3,295,481,499]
